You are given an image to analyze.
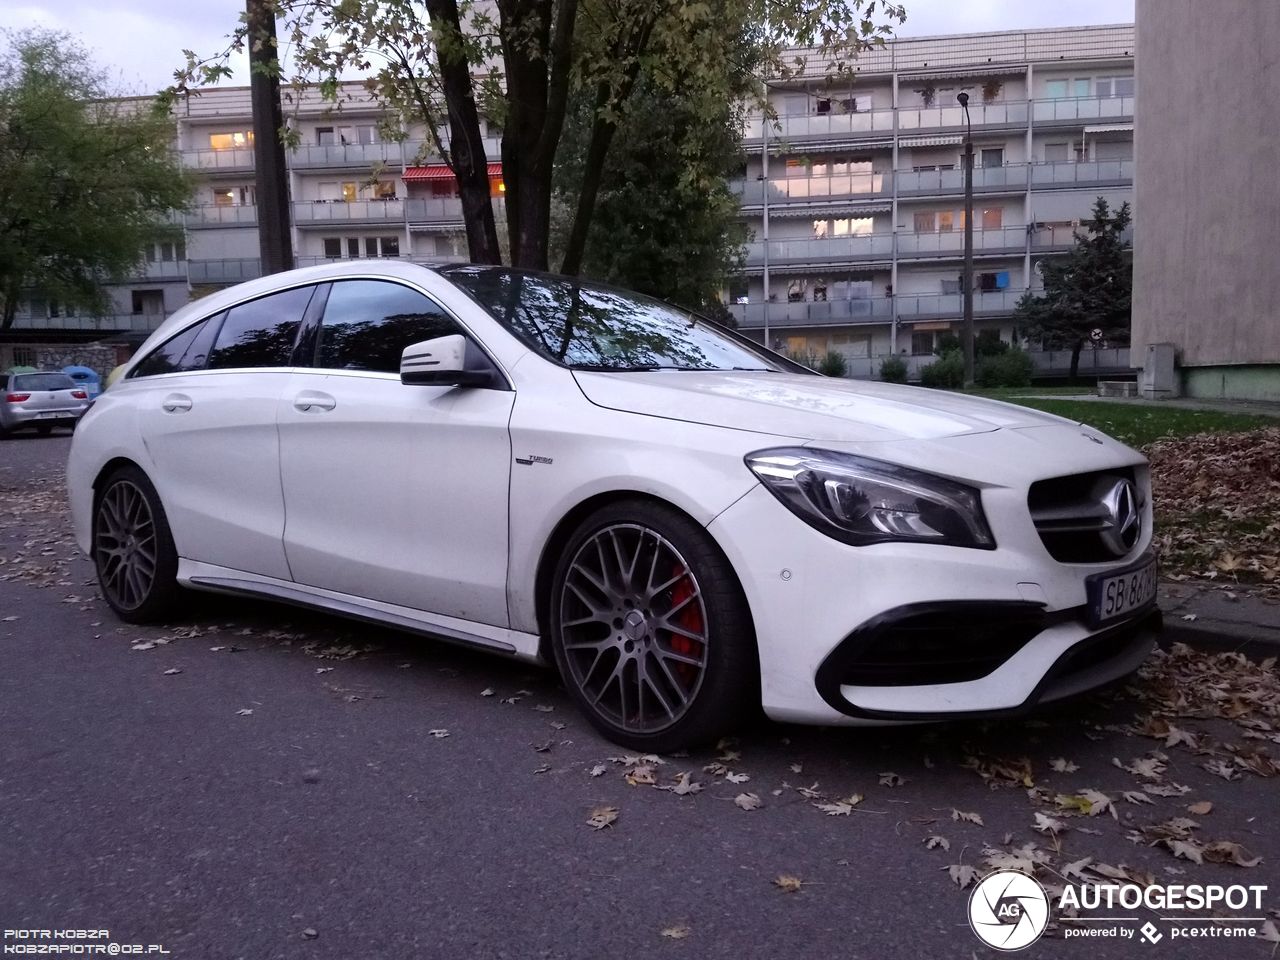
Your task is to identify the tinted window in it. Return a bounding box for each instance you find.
[317,280,461,373]
[442,266,782,372]
[207,286,314,370]
[130,314,224,378]
[14,373,75,391]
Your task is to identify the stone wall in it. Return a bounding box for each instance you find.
[0,343,129,379]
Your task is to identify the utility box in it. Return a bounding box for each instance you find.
[1140,342,1180,399]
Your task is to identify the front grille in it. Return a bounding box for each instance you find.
[836,604,1045,686]
[1029,468,1140,563]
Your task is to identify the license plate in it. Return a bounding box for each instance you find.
[1087,557,1158,627]
[35,412,66,419]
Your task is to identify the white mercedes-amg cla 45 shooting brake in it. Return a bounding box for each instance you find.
[68,260,1159,750]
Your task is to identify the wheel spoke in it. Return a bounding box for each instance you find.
[95,480,158,611]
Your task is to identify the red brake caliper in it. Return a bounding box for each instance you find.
[667,564,702,685]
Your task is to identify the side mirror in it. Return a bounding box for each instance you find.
[400,334,502,388]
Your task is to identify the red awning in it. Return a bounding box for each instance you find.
[403,163,503,182]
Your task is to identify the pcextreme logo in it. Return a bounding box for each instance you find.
[968,871,1050,951]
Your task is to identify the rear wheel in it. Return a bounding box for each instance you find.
[93,466,181,623]
[549,500,757,752]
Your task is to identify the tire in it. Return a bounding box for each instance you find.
[548,499,758,753]
[93,465,182,623]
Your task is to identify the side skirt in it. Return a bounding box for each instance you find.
[177,559,543,663]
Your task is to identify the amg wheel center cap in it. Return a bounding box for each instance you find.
[623,609,649,640]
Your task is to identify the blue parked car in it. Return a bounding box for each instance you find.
[62,365,103,400]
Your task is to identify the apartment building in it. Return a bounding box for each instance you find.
[4,24,1135,377]
[732,23,1135,366]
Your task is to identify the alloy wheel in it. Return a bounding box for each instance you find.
[558,523,709,734]
[95,480,159,611]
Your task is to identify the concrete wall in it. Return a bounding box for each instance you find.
[1132,0,1280,396]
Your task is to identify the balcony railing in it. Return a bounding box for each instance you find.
[189,258,262,284]
[185,204,259,227]
[1029,159,1133,187]
[134,260,188,280]
[895,164,1029,196]
[404,196,507,223]
[11,313,168,333]
[729,298,893,328]
[746,233,895,266]
[289,141,406,167]
[897,225,1028,257]
[181,147,255,171]
[1032,96,1134,123]
[894,290,1026,317]
[294,199,406,223]
[732,173,889,205]
[743,108,895,141]
[898,99,1029,131]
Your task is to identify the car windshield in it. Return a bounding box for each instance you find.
[14,373,75,391]
[442,266,783,372]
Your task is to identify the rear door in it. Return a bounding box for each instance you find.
[126,284,321,580]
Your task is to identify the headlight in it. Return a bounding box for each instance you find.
[745,447,994,549]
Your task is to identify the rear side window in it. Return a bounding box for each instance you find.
[207,286,315,370]
[14,373,75,391]
[130,314,224,378]
[316,280,462,374]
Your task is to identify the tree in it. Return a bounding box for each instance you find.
[550,50,751,310]
[170,0,904,272]
[1014,197,1132,379]
[0,30,192,328]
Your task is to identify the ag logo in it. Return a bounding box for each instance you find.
[968,870,1050,951]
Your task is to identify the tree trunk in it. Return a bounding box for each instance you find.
[1069,338,1083,381]
[425,0,502,265]
[0,288,17,331]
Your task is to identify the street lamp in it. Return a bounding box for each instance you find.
[957,91,975,387]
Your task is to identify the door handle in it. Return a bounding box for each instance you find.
[293,391,336,413]
[161,394,192,413]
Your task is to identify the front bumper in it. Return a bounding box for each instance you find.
[706,481,1158,725]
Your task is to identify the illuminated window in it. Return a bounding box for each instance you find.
[208,131,253,150]
[342,182,358,203]
[981,207,1003,230]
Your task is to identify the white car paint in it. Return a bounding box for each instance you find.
[68,259,1158,730]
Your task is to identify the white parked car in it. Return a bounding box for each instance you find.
[68,261,1158,750]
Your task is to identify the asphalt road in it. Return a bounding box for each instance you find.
[2,435,1278,959]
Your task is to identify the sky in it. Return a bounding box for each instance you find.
[0,0,1136,95]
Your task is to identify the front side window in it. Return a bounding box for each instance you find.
[131,315,224,378]
[317,280,461,374]
[443,267,785,372]
[207,287,315,370]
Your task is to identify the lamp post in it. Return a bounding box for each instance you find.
[958,91,975,386]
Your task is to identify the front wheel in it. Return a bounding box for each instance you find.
[93,466,182,623]
[549,500,757,752]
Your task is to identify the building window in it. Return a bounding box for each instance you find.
[938,211,955,232]
[787,279,806,303]
[1073,78,1091,97]
[1096,76,1134,98]
[812,281,828,302]
[1043,80,1068,99]
[374,180,397,199]
[323,238,342,258]
[815,98,831,115]
[729,278,749,304]
[785,158,807,178]
[911,332,936,355]
[1044,143,1069,162]
[208,131,252,150]
[342,182,358,203]
[981,208,1003,230]
[12,347,36,367]
[316,127,336,145]
[913,212,936,233]
[833,218,873,236]
[812,219,829,239]
[980,148,1004,168]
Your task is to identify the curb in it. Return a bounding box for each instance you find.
[1156,618,1280,660]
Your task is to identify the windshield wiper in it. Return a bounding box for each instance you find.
[570,363,662,372]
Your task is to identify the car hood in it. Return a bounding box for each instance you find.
[572,370,1070,442]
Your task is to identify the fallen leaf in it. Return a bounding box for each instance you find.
[773,874,803,893]
[734,792,761,811]
[1050,757,1079,773]
[235,708,253,716]
[925,835,950,851]
[1061,856,1093,880]
[533,704,554,713]
[586,805,618,830]
[724,772,750,784]
[1033,812,1068,835]
[659,925,690,940]
[428,729,450,739]
[626,765,657,786]
[951,809,984,826]
[1202,841,1262,868]
[878,771,906,787]
[480,688,494,697]
[1187,801,1214,815]
[1123,791,1154,805]
[789,763,803,774]
[659,772,703,796]
[162,668,182,676]
[589,764,607,778]
[944,863,978,888]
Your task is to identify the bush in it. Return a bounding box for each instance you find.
[976,348,1034,388]
[936,333,962,354]
[818,350,848,377]
[879,355,909,384]
[919,350,965,389]
[976,329,1009,357]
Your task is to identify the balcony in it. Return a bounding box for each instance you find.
[189,258,262,284]
[895,290,1026,319]
[404,197,506,224]
[895,165,1029,197]
[743,108,895,142]
[1032,96,1134,124]
[185,204,259,227]
[1029,159,1133,188]
[181,147,255,172]
[732,173,890,206]
[897,225,1028,258]
[745,233,894,267]
[289,141,406,168]
[11,313,167,333]
[134,260,188,281]
[730,298,893,329]
[294,199,406,225]
[898,99,1029,132]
